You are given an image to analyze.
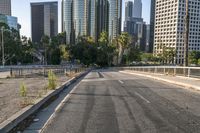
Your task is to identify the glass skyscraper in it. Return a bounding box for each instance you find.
[96,0,109,40]
[0,14,18,30]
[62,0,73,44]
[125,1,133,20]
[88,0,97,40]
[73,0,85,38]
[132,0,142,18]
[31,2,58,43]
[108,0,122,40]
[62,0,121,43]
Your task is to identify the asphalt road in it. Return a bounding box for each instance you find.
[42,70,200,133]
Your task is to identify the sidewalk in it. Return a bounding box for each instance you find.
[120,70,200,91]
[0,71,10,78]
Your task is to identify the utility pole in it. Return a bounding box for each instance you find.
[184,0,189,67]
[1,27,4,67]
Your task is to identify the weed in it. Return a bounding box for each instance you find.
[48,70,57,90]
[20,82,27,97]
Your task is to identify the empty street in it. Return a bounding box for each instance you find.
[41,70,200,133]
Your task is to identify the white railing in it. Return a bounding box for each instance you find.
[117,66,200,78]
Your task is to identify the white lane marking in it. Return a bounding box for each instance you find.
[118,80,124,84]
[135,92,150,104]
[40,81,82,132]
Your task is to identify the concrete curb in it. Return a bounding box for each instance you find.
[0,70,90,133]
[120,71,200,91]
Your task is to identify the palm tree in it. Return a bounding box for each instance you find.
[41,35,50,65]
[117,32,131,65]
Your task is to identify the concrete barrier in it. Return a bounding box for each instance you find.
[0,70,90,133]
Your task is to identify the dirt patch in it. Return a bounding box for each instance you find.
[0,74,72,124]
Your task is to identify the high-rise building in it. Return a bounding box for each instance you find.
[124,17,146,51]
[73,0,86,39]
[88,0,97,40]
[125,1,133,20]
[0,0,11,16]
[31,2,58,43]
[149,0,155,53]
[0,14,18,30]
[62,0,73,44]
[96,0,109,40]
[62,0,121,43]
[132,0,142,18]
[145,24,150,52]
[124,0,146,51]
[154,0,200,65]
[108,0,122,40]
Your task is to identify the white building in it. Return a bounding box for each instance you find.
[132,0,142,18]
[154,0,200,64]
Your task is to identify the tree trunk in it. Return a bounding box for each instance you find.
[118,44,124,65]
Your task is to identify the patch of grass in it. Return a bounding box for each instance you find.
[20,82,27,97]
[48,70,57,90]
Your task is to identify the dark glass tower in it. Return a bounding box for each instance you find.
[62,0,73,44]
[96,0,109,41]
[125,1,133,20]
[31,2,58,43]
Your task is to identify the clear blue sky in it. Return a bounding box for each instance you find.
[12,0,150,37]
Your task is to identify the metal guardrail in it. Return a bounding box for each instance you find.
[0,64,82,69]
[0,65,86,78]
[118,66,200,79]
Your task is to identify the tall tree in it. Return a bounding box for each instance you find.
[41,35,50,65]
[117,32,131,65]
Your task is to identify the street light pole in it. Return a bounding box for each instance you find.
[184,0,189,67]
[1,27,4,66]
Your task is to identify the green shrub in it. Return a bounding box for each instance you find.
[20,82,27,97]
[198,59,200,65]
[48,70,57,90]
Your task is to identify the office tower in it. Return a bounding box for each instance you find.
[61,0,64,32]
[62,0,73,44]
[145,24,150,52]
[0,15,18,30]
[73,0,86,39]
[88,0,97,40]
[62,0,122,43]
[108,0,122,40]
[31,2,58,43]
[154,0,200,65]
[125,1,133,20]
[0,0,11,16]
[124,0,146,51]
[96,0,109,40]
[132,0,142,18]
[124,17,145,51]
[149,0,155,53]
